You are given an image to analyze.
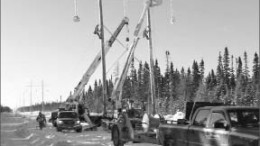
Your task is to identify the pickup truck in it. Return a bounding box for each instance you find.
[159,106,259,146]
[56,111,83,132]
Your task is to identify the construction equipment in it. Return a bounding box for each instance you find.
[109,0,163,145]
[65,17,129,129]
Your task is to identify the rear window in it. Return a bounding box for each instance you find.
[228,109,259,128]
[59,112,78,118]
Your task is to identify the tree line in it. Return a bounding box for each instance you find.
[19,47,259,115]
[17,102,63,112]
[82,47,259,115]
[1,105,12,112]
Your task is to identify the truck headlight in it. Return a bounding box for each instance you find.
[57,120,63,124]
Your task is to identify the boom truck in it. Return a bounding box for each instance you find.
[65,17,129,129]
[108,0,164,145]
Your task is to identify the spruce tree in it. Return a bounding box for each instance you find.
[223,47,230,88]
[137,62,144,102]
[243,51,250,80]
[192,60,200,100]
[236,57,243,79]
[216,52,224,85]
[186,67,193,101]
[154,59,162,105]
[122,76,132,100]
[252,53,259,84]
[143,62,151,103]
[230,55,236,90]
[229,55,236,104]
[87,86,94,112]
[199,59,205,81]
[169,62,174,100]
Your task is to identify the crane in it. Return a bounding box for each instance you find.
[108,0,163,145]
[65,17,129,128]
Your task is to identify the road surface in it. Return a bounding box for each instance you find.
[1,112,159,146]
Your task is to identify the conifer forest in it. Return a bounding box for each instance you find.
[83,47,260,115]
[18,47,260,115]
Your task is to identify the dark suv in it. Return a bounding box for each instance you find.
[56,111,82,132]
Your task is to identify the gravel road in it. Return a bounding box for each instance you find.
[1,112,159,146]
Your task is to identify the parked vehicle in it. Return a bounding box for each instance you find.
[159,105,259,146]
[56,111,82,132]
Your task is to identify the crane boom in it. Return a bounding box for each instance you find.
[109,1,163,145]
[67,17,129,102]
[111,0,161,109]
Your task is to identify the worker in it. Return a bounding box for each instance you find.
[36,111,46,130]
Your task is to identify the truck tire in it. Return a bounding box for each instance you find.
[112,127,124,146]
[76,128,82,133]
[56,127,62,132]
[163,140,172,146]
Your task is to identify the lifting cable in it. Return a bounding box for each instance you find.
[106,48,129,74]
[105,0,131,75]
[169,0,175,24]
[103,25,128,50]
[73,0,80,22]
[123,0,130,45]
[103,25,129,74]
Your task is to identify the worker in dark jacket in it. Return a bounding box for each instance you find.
[36,112,46,130]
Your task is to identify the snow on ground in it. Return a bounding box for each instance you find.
[17,111,51,120]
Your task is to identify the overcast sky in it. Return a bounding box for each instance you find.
[1,0,259,109]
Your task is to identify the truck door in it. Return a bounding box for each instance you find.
[188,109,210,146]
[204,111,229,146]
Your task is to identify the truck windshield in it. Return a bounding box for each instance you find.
[228,109,259,128]
[59,112,78,119]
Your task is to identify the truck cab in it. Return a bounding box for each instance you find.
[159,106,259,146]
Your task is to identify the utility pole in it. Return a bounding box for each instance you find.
[22,91,25,112]
[41,80,44,112]
[98,0,107,117]
[30,80,33,114]
[146,8,156,115]
[258,47,260,105]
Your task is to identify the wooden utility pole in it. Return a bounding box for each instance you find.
[30,80,33,113]
[98,0,107,117]
[147,8,156,115]
[41,80,44,112]
[258,48,260,102]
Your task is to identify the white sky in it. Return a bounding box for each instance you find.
[1,0,259,109]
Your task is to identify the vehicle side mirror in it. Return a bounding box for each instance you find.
[177,119,189,125]
[213,120,229,130]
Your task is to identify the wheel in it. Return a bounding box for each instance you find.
[56,127,62,132]
[112,127,124,146]
[163,140,173,146]
[76,128,82,133]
